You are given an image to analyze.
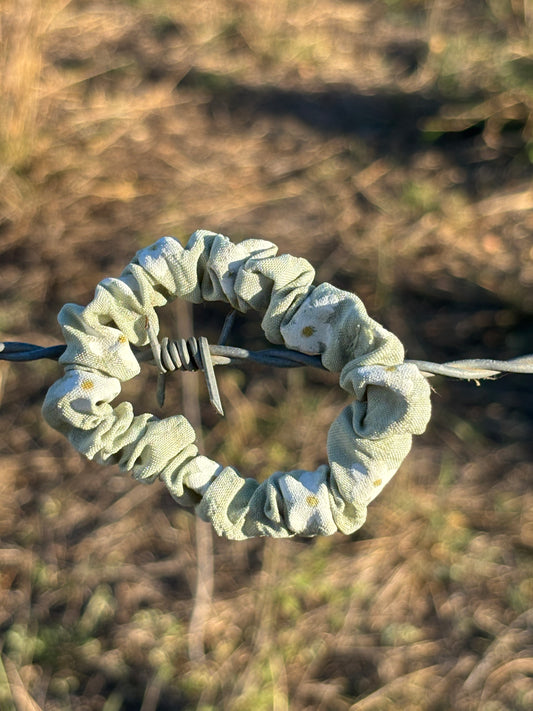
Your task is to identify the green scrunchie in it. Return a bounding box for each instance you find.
[43,230,431,539]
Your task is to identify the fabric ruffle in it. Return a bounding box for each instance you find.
[43,230,431,539]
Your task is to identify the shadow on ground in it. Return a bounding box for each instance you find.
[181,69,530,193]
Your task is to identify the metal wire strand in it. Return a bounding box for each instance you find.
[144,319,225,415]
[405,355,533,380]
[0,342,66,361]
[1,340,533,381]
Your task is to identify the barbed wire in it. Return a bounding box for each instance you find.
[405,356,533,380]
[2,335,533,415]
[2,339,532,379]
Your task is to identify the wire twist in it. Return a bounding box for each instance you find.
[407,355,533,380]
[160,337,203,373]
[1,335,533,417]
[144,321,224,415]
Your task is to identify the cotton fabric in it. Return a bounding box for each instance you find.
[43,231,431,539]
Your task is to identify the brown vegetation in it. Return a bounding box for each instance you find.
[0,1,532,709]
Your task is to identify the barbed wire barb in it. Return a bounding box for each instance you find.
[1,338,532,384]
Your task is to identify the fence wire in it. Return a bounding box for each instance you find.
[2,339,533,381]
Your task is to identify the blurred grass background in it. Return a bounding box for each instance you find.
[0,0,532,709]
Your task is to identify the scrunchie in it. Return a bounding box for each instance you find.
[42,231,431,539]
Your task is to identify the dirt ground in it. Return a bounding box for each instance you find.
[1,1,532,709]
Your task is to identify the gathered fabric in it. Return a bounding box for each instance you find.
[42,230,432,539]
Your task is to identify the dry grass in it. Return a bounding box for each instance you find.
[0,0,532,709]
